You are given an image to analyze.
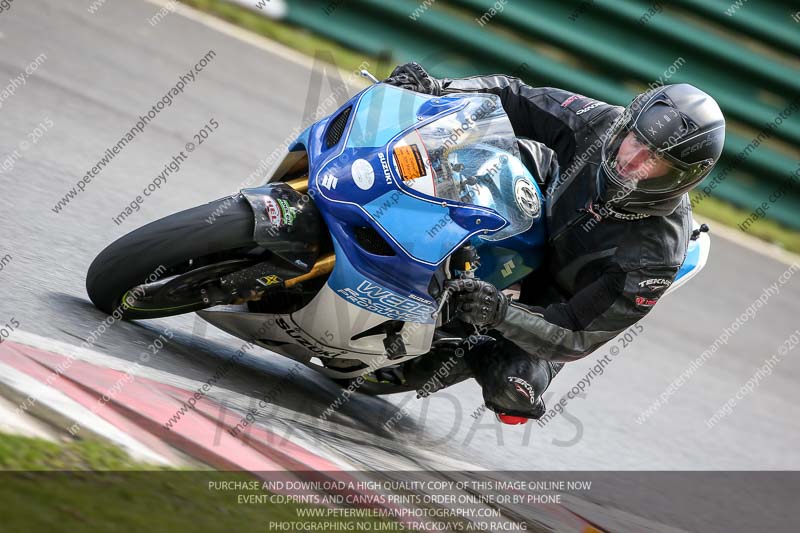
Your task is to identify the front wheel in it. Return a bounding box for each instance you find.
[86,195,258,320]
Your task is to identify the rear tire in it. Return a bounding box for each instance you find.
[86,195,256,319]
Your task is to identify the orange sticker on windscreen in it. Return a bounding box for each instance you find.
[393,144,427,180]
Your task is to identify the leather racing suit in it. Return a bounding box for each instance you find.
[402,75,693,419]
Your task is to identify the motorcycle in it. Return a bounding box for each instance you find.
[86,74,710,393]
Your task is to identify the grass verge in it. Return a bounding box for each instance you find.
[0,431,164,470]
[0,432,410,532]
[691,193,800,255]
[179,0,394,79]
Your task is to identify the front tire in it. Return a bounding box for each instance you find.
[86,195,257,319]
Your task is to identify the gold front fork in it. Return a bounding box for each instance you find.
[283,175,333,287]
[284,175,309,194]
[234,176,331,303]
[284,253,336,288]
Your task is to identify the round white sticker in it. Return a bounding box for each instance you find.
[351,159,375,190]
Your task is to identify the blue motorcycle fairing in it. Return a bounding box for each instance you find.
[676,235,702,281]
[297,84,548,322]
[327,238,438,324]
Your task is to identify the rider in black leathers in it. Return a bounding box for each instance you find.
[381,63,726,423]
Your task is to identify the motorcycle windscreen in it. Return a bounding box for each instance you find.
[346,85,432,149]
[392,94,541,241]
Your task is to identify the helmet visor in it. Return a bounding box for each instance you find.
[603,123,712,194]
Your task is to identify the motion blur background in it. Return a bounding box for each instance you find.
[185,0,800,249]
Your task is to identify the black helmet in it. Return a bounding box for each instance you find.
[600,83,726,215]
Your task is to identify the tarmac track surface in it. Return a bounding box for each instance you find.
[1,1,799,531]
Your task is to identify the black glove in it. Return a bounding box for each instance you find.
[384,62,441,95]
[445,279,509,329]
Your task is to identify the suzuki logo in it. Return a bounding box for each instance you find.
[321,173,338,190]
[501,260,515,278]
